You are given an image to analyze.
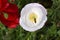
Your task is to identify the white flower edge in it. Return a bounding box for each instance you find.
[21,3,47,17]
[19,3,47,32]
[20,16,47,32]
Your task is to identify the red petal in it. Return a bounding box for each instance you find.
[0,3,19,28]
[3,3,19,21]
[4,3,18,14]
[7,18,19,28]
[0,13,19,28]
[0,0,8,9]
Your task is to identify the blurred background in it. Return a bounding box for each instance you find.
[0,0,60,40]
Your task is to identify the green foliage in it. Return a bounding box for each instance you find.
[0,0,60,40]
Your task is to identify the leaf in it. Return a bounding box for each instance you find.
[47,23,57,37]
[57,30,60,36]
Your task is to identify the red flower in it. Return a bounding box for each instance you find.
[0,0,19,28]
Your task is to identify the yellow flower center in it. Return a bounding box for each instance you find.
[29,13,38,23]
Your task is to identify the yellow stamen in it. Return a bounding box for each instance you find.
[29,13,38,23]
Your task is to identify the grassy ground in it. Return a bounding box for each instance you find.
[0,0,60,40]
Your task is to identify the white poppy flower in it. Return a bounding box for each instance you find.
[19,3,47,32]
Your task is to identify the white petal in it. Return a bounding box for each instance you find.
[20,16,47,32]
[26,8,43,27]
[19,3,47,32]
[21,3,47,16]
